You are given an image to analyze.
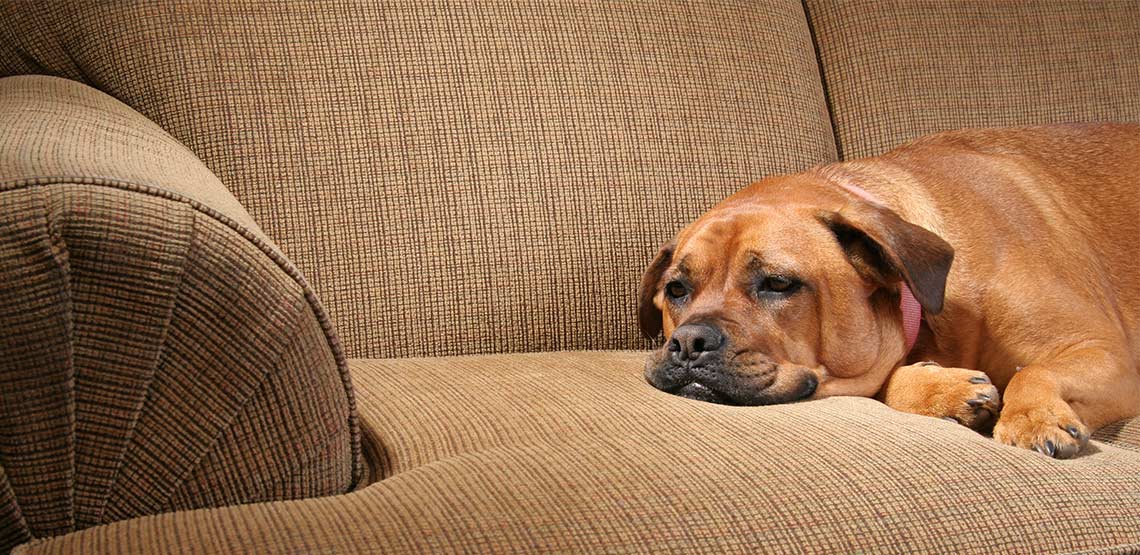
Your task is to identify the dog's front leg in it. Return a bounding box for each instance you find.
[877,362,1002,431]
[993,342,1140,459]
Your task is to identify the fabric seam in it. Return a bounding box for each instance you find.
[799,0,844,160]
[89,200,195,525]
[156,295,309,514]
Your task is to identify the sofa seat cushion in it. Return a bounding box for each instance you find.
[352,351,1140,473]
[20,351,1140,553]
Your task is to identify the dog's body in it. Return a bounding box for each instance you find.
[639,124,1140,458]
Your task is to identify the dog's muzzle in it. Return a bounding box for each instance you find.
[645,323,817,405]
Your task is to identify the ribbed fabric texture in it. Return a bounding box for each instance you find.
[0,0,837,358]
[1094,417,1140,454]
[805,0,1140,159]
[0,76,360,552]
[4,2,1140,554]
[19,352,1140,554]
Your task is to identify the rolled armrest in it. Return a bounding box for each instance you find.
[0,76,361,552]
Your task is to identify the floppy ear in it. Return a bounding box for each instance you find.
[637,242,674,340]
[818,205,954,314]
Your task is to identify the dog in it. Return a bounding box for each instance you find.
[639,123,1140,458]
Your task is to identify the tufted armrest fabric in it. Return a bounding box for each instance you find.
[0,75,361,552]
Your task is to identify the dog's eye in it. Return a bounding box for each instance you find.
[665,280,689,300]
[758,275,800,295]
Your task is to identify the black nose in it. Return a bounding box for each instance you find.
[668,323,725,363]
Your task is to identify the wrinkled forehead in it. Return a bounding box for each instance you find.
[671,206,829,279]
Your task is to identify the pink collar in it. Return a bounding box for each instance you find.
[898,284,922,353]
[834,180,922,353]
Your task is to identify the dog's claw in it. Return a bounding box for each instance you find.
[1032,440,1058,457]
[967,398,987,407]
[994,405,1089,459]
[969,375,991,384]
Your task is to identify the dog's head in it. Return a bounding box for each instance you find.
[639,174,953,405]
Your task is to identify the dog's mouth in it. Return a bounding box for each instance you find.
[665,374,817,406]
[675,382,731,404]
[646,351,819,406]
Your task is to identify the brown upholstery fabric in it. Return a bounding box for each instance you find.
[0,76,360,552]
[0,0,838,358]
[20,352,1140,554]
[1095,417,1140,454]
[805,0,1140,159]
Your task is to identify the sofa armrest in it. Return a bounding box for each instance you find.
[0,75,361,552]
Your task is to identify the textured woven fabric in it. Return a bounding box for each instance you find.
[0,76,360,551]
[805,0,1140,159]
[20,352,1140,554]
[1094,417,1140,454]
[0,0,837,358]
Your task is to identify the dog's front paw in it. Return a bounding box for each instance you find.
[993,399,1089,458]
[925,365,1002,431]
[881,363,1001,431]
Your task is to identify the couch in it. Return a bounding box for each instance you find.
[1,1,1138,553]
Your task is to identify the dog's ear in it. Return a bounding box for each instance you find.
[637,242,674,340]
[818,205,954,314]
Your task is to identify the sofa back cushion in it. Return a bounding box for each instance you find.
[0,1,837,358]
[806,0,1140,160]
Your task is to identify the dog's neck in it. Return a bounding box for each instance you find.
[833,179,923,354]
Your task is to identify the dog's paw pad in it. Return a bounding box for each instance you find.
[993,404,1089,459]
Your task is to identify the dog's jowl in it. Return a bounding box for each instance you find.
[639,124,1140,459]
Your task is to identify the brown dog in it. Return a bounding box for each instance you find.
[639,123,1140,458]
